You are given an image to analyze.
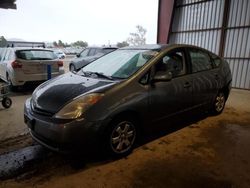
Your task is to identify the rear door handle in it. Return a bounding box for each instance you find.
[184,82,191,88]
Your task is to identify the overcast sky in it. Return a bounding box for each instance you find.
[0,0,158,45]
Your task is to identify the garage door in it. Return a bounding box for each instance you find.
[168,0,250,89]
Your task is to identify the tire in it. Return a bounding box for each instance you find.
[211,91,226,115]
[104,117,137,158]
[2,97,12,108]
[69,64,76,72]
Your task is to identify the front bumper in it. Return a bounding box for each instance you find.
[24,98,103,153]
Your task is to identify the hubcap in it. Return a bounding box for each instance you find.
[215,93,225,112]
[6,100,10,106]
[110,121,136,154]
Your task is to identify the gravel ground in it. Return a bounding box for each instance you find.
[0,67,250,188]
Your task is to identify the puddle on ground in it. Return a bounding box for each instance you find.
[0,145,49,180]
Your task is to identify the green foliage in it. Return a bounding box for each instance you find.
[72,41,88,47]
[117,41,129,48]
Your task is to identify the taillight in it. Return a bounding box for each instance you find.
[57,61,63,67]
[11,61,22,69]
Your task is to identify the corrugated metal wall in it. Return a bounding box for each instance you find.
[169,0,250,89]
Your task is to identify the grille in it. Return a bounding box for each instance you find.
[31,101,54,117]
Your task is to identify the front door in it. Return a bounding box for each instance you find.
[149,48,193,123]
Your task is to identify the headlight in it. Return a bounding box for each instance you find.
[54,93,104,119]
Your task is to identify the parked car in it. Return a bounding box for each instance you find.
[0,47,65,90]
[53,49,66,59]
[69,47,118,72]
[24,44,232,157]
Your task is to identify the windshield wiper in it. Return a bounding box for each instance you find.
[91,72,114,80]
[81,71,113,80]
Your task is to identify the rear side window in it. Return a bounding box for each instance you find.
[16,50,57,60]
[210,53,222,67]
[88,49,96,56]
[0,48,4,61]
[3,49,11,61]
[189,49,212,73]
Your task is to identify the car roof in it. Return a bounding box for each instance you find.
[120,44,170,51]
[119,44,218,54]
[13,47,54,52]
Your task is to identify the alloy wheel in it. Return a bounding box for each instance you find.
[110,121,136,154]
[215,92,225,113]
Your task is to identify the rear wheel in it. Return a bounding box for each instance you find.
[104,117,137,158]
[6,74,18,92]
[2,97,12,108]
[211,91,226,115]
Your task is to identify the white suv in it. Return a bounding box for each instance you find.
[0,47,65,90]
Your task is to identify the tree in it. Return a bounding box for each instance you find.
[72,41,88,47]
[58,40,64,47]
[53,41,58,47]
[117,41,129,48]
[127,25,147,46]
[0,36,7,47]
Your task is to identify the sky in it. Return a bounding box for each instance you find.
[0,0,159,46]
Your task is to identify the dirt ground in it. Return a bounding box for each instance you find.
[0,89,250,188]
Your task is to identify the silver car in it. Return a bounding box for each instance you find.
[0,47,65,90]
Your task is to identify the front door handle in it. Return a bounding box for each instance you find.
[184,82,191,88]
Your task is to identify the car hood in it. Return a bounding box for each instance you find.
[32,73,117,113]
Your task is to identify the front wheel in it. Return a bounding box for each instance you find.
[69,64,76,72]
[104,118,137,158]
[211,91,226,115]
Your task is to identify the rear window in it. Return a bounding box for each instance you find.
[16,50,57,60]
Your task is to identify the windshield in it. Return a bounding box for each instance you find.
[81,49,157,79]
[16,50,57,60]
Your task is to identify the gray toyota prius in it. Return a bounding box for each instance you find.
[24,44,232,157]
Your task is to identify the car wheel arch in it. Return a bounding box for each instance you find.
[100,110,143,157]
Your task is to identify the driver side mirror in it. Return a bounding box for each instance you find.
[76,54,80,58]
[152,71,172,82]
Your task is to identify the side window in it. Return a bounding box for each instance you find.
[155,50,186,78]
[8,50,15,60]
[80,49,89,57]
[0,48,3,61]
[3,49,10,61]
[88,49,96,56]
[189,49,212,73]
[139,71,150,85]
[210,53,222,68]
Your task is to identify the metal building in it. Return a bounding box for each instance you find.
[158,0,250,90]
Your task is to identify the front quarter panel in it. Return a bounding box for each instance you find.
[84,79,149,125]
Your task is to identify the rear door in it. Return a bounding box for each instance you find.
[187,48,220,108]
[149,47,193,122]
